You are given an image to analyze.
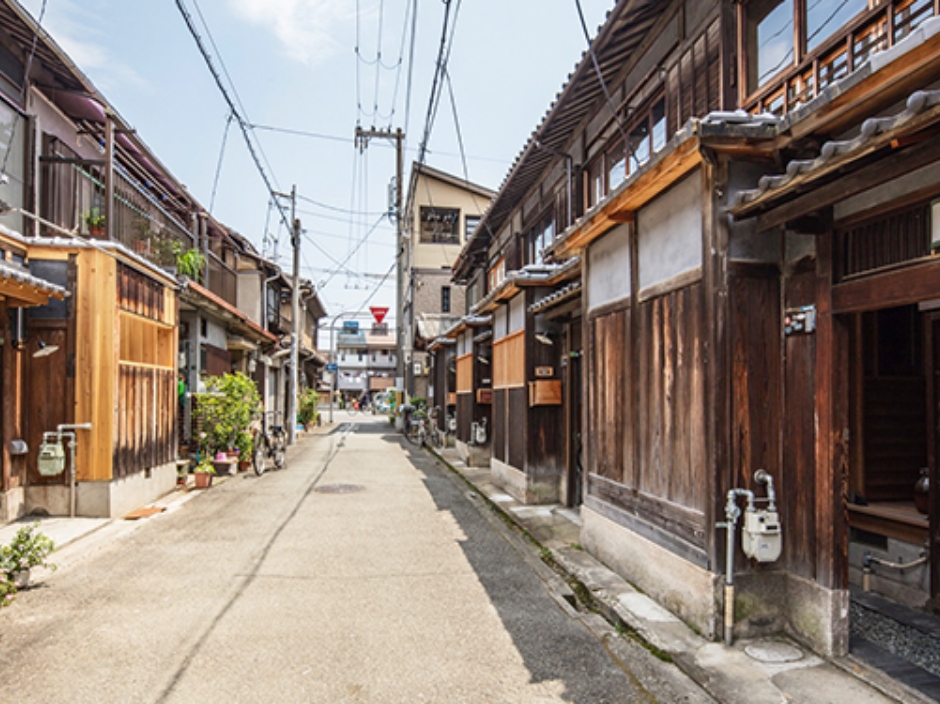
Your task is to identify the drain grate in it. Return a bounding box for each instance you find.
[314,483,365,494]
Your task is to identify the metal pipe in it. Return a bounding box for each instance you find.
[717,488,755,646]
[57,423,92,518]
[754,469,777,511]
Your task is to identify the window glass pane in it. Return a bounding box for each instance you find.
[747,0,794,91]
[651,100,667,154]
[588,158,604,206]
[807,0,868,53]
[629,119,650,173]
[607,140,625,191]
[419,206,460,244]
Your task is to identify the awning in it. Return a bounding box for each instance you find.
[0,260,67,307]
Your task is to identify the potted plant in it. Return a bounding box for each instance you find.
[298,388,320,430]
[235,429,254,471]
[84,208,106,236]
[175,245,206,282]
[0,522,56,590]
[193,459,215,489]
[193,372,261,467]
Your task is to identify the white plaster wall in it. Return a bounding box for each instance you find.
[493,304,508,341]
[637,172,702,290]
[508,294,525,333]
[203,316,228,350]
[587,222,631,312]
[458,330,471,356]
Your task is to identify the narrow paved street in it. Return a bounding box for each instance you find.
[0,416,706,703]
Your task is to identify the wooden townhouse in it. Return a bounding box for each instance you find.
[452,0,940,661]
[0,1,317,518]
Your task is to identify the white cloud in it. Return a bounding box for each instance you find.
[230,0,352,65]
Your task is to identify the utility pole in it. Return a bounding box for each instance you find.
[274,186,300,445]
[289,185,300,445]
[355,126,405,390]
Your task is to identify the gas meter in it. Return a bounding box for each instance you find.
[38,440,66,476]
[742,509,782,563]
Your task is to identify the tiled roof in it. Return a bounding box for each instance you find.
[734,89,940,208]
[0,259,67,298]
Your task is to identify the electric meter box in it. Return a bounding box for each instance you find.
[742,510,782,563]
[38,441,66,476]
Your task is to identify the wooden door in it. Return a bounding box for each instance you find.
[927,314,940,611]
[25,323,70,487]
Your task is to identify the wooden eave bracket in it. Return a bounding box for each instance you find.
[554,138,703,258]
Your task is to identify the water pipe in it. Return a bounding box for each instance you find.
[716,487,755,646]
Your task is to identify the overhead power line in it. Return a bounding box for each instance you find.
[174,0,292,235]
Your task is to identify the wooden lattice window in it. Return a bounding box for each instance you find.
[835,203,931,281]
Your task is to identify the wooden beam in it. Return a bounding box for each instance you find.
[832,257,940,314]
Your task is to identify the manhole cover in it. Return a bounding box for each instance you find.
[744,641,804,663]
[314,483,365,494]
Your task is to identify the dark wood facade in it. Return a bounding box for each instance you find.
[452,0,940,657]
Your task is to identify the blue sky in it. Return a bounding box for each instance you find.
[17,0,612,324]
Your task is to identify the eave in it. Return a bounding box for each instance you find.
[180,279,277,345]
[731,88,940,227]
[553,135,704,259]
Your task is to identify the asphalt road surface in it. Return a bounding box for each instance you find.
[0,415,710,703]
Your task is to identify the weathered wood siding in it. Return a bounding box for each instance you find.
[587,282,708,548]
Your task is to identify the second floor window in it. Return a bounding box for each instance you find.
[420,206,460,244]
[441,285,451,313]
[526,212,555,265]
[745,0,869,93]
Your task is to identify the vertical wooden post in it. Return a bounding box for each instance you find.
[814,232,848,589]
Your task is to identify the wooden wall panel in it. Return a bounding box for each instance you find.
[114,366,174,478]
[508,388,527,469]
[493,330,525,389]
[729,275,782,493]
[636,284,707,514]
[781,268,818,579]
[456,353,473,393]
[456,392,473,443]
[492,389,506,463]
[589,309,628,483]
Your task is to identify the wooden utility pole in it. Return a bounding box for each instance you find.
[355,127,404,386]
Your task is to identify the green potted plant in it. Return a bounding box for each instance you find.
[235,429,254,471]
[193,458,216,489]
[84,208,106,236]
[194,372,261,472]
[0,522,56,590]
[298,388,320,430]
[175,246,206,282]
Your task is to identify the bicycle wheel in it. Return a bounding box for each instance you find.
[272,431,286,469]
[253,438,267,476]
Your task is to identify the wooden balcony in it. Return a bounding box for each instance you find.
[745,0,938,117]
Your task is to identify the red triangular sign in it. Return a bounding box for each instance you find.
[370,306,389,325]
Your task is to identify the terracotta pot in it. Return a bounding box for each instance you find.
[194,472,213,489]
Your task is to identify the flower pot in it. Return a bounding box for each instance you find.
[194,472,213,489]
[12,569,30,589]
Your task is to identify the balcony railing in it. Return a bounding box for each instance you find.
[746,0,937,116]
[39,159,195,268]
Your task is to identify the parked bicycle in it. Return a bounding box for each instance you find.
[405,406,446,449]
[252,410,287,475]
